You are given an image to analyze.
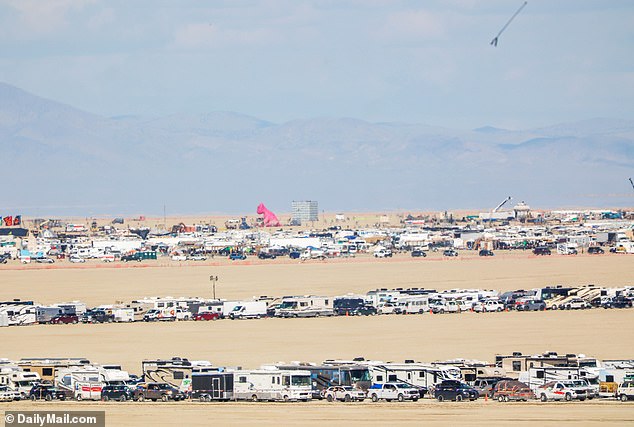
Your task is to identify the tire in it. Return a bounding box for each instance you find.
[76,394,82,402]
[440,309,445,314]
[103,395,109,402]
[504,395,510,402]
[251,394,258,402]
[30,395,36,401]
[397,394,404,402]
[138,394,145,402]
[564,393,572,402]
[161,394,169,402]
[456,394,463,402]
[371,394,378,402]
[119,395,126,402]
[497,307,503,312]
[45,394,52,401]
[283,395,290,402]
[498,395,504,402]
[437,395,444,402]
[540,394,547,402]
[621,394,629,402]
[326,395,333,402]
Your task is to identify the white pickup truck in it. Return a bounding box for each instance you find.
[367,383,420,402]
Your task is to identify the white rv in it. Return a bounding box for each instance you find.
[233,369,312,402]
[0,364,41,398]
[0,304,37,326]
[519,367,598,393]
[395,296,430,314]
[275,296,334,318]
[55,366,105,401]
[228,301,267,319]
[365,361,462,390]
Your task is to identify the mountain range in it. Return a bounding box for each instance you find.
[1,82,633,217]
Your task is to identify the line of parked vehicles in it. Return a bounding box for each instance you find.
[2,352,634,405]
[2,282,633,328]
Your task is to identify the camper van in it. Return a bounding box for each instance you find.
[233,369,312,402]
[228,301,267,319]
[275,296,334,318]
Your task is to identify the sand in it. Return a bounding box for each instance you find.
[1,252,633,425]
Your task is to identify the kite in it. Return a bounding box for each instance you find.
[491,1,527,47]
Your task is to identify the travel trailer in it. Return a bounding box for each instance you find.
[0,302,37,326]
[364,361,463,390]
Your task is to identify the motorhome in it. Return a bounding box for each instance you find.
[275,296,334,318]
[394,296,430,314]
[276,362,371,398]
[18,358,91,383]
[142,357,217,392]
[0,363,41,398]
[233,369,312,402]
[55,367,105,401]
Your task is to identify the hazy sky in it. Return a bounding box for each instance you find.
[1,0,633,129]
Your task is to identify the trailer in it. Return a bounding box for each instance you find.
[275,296,334,318]
[233,369,312,402]
[191,372,234,401]
[36,306,63,324]
[519,367,598,393]
[0,304,37,326]
[18,358,91,383]
[228,301,267,319]
[112,308,134,323]
[142,357,217,392]
[365,361,462,391]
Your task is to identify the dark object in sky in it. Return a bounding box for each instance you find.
[491,1,527,47]
[629,177,634,191]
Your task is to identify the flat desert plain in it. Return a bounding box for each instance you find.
[1,252,633,425]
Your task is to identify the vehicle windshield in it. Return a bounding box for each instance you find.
[279,302,297,309]
[395,384,411,389]
[291,376,310,387]
[349,369,371,382]
[157,384,172,389]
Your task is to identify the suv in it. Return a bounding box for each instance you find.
[610,296,633,309]
[0,253,10,264]
[373,248,393,258]
[537,381,586,402]
[587,246,604,254]
[101,385,134,402]
[257,252,277,259]
[82,309,114,323]
[50,314,79,324]
[322,386,366,402]
[410,249,426,257]
[617,379,634,402]
[516,299,546,311]
[193,311,220,321]
[478,250,494,257]
[561,298,590,310]
[473,300,505,313]
[134,382,186,402]
[350,305,378,316]
[443,249,458,257]
[121,253,142,262]
[533,247,551,256]
[29,384,66,401]
[229,253,247,260]
[434,380,478,402]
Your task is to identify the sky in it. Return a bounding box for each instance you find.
[0,0,633,130]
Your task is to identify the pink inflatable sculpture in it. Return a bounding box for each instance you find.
[257,203,281,227]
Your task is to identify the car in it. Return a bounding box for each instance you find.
[410,250,426,257]
[171,254,187,261]
[373,248,392,258]
[257,252,277,260]
[50,314,79,324]
[29,384,66,401]
[571,379,598,400]
[350,305,377,316]
[492,380,534,402]
[560,298,590,310]
[34,257,55,263]
[533,247,551,255]
[443,249,458,257]
[134,382,187,402]
[69,255,86,263]
[587,246,604,254]
[377,302,399,315]
[472,377,508,398]
[187,254,207,261]
[368,383,420,402]
[101,385,135,402]
[434,380,478,402]
[516,299,546,311]
[229,253,247,260]
[537,381,586,402]
[121,253,143,262]
[609,296,633,309]
[430,300,461,314]
[81,309,114,323]
[0,385,20,401]
[478,250,494,257]
[616,379,634,402]
[0,253,10,264]
[473,299,505,313]
[193,311,221,321]
[322,386,366,402]
[288,251,301,259]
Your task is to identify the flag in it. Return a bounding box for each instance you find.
[13,215,21,226]
[3,216,12,227]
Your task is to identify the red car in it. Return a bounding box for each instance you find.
[50,314,79,324]
[193,312,220,321]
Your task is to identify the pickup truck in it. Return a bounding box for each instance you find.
[143,308,191,322]
[367,383,420,402]
[373,248,393,258]
[430,300,461,314]
[134,382,187,402]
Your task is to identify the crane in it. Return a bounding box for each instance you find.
[629,177,634,191]
[490,1,528,47]
[493,196,513,213]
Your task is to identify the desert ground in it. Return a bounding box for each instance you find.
[1,252,633,425]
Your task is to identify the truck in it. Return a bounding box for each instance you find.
[55,367,105,401]
[557,243,578,255]
[367,383,420,402]
[228,301,267,319]
[112,308,134,322]
[143,307,191,322]
[233,369,312,402]
[275,296,334,318]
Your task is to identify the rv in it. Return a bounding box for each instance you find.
[18,358,91,383]
[228,301,267,319]
[0,302,37,326]
[55,367,104,401]
[191,372,234,401]
[275,296,334,318]
[0,363,41,398]
[142,357,217,392]
[276,362,371,398]
[519,367,598,393]
[54,302,87,316]
[364,360,462,391]
[112,308,134,323]
[36,306,63,324]
[97,365,131,386]
[394,296,430,314]
[233,369,312,402]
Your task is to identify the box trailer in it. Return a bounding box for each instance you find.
[112,308,134,323]
[192,372,234,401]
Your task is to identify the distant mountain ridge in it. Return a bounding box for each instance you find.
[1,82,633,216]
